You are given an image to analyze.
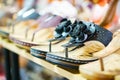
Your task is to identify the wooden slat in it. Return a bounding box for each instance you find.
[115,75,120,80]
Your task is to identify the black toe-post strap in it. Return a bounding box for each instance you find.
[48,37,66,53]
[62,42,84,58]
[48,18,72,53]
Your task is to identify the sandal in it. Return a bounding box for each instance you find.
[16,8,40,21]
[0,20,37,38]
[0,9,40,38]
[11,13,53,36]
[10,14,63,50]
[46,21,113,69]
[16,0,39,21]
[31,19,73,59]
[79,30,120,80]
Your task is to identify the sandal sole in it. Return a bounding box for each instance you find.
[46,54,98,70]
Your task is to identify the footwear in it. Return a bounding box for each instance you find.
[12,20,36,36]
[0,10,39,38]
[10,0,40,34]
[16,0,39,21]
[31,38,70,59]
[16,8,40,21]
[11,13,53,35]
[10,14,63,50]
[31,19,73,59]
[46,41,104,69]
[80,51,120,80]
[0,19,35,38]
[0,0,40,38]
[93,29,120,58]
[0,13,39,38]
[79,30,120,80]
[46,21,113,69]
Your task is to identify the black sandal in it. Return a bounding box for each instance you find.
[46,21,113,70]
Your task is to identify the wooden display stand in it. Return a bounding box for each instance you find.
[115,75,120,80]
[0,36,86,80]
[1,36,120,80]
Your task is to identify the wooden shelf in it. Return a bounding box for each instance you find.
[0,37,86,80]
[115,75,120,80]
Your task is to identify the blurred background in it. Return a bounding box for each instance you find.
[0,0,120,80]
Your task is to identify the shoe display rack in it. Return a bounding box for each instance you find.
[0,36,86,80]
[1,31,120,80]
[0,0,120,80]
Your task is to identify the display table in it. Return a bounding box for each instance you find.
[0,36,86,80]
[115,75,120,80]
[1,36,119,80]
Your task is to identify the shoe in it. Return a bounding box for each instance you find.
[0,19,36,38]
[9,14,63,50]
[0,0,40,38]
[0,9,39,38]
[0,17,38,38]
[16,8,40,21]
[93,29,120,58]
[80,51,120,80]
[46,21,113,70]
[11,13,53,36]
[79,29,120,80]
[10,0,40,34]
[16,0,39,21]
[31,19,73,59]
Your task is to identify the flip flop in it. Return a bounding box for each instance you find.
[79,30,120,80]
[30,19,74,59]
[46,21,113,69]
[10,27,55,49]
[10,14,63,50]
[80,48,120,80]
[0,9,40,38]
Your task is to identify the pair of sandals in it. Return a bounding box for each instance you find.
[30,19,113,70]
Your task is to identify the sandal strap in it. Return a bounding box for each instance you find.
[49,18,72,42]
[62,42,84,48]
[63,21,112,48]
[49,37,65,42]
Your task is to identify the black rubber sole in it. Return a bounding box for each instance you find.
[30,48,47,59]
[46,54,98,70]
